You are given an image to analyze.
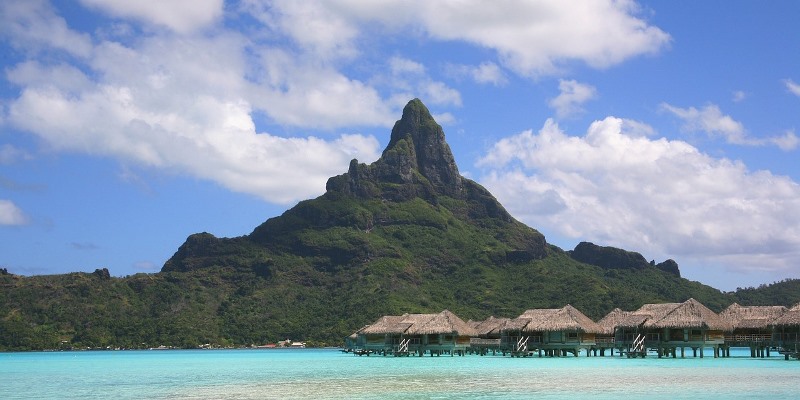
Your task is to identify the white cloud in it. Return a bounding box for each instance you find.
[79,0,224,34]
[248,53,397,128]
[477,117,800,279]
[447,62,508,86]
[389,56,425,75]
[242,0,363,61]
[412,0,671,76]
[8,82,381,204]
[432,112,456,125]
[660,103,796,150]
[382,56,462,107]
[3,6,385,204]
[251,0,669,76]
[660,103,745,140]
[0,199,28,225]
[771,130,799,151]
[785,79,800,97]
[0,0,93,58]
[0,0,669,207]
[470,62,508,86]
[732,90,747,102]
[548,79,597,118]
[424,81,462,107]
[0,144,32,164]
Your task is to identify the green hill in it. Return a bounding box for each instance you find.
[1,99,797,351]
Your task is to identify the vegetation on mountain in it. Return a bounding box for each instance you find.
[1,99,797,351]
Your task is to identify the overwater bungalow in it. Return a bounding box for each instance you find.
[719,303,786,357]
[357,315,413,355]
[467,316,510,355]
[770,303,800,360]
[595,308,635,356]
[344,324,372,353]
[501,305,601,357]
[356,310,476,356]
[615,298,730,358]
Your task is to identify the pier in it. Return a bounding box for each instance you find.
[346,299,800,360]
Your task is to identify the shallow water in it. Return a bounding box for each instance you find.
[1,348,797,399]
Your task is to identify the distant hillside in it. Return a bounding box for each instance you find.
[1,99,796,351]
[731,279,800,306]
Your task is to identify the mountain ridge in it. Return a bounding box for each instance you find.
[2,99,797,350]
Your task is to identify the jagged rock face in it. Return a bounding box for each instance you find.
[327,99,463,200]
[569,242,649,270]
[382,99,463,195]
[568,241,681,277]
[656,259,681,277]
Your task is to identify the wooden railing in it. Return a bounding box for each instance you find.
[469,338,501,346]
[724,334,772,343]
[595,337,615,344]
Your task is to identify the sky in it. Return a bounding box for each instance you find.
[1,0,798,292]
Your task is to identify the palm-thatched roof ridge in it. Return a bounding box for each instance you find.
[359,315,414,335]
[639,298,730,330]
[609,299,729,331]
[719,303,787,330]
[597,308,635,335]
[515,305,602,334]
[360,310,477,336]
[406,310,477,336]
[469,316,511,337]
[771,303,800,327]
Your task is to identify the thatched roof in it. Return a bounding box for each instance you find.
[502,317,533,332]
[512,305,601,333]
[611,299,730,331]
[348,325,370,339]
[470,316,511,337]
[614,313,652,329]
[359,310,477,336]
[406,310,478,336]
[597,308,635,335]
[640,298,730,330]
[771,303,800,327]
[719,303,787,330]
[359,315,414,335]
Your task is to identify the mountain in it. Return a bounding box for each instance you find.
[568,242,681,277]
[1,99,797,350]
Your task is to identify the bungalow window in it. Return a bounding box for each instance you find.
[567,332,579,341]
[548,331,563,343]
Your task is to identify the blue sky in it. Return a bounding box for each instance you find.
[1,0,798,291]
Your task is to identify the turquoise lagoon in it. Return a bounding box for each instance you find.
[1,348,797,399]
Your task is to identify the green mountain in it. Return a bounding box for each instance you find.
[2,99,798,351]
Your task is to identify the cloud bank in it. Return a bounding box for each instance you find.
[1,0,671,204]
[478,117,800,280]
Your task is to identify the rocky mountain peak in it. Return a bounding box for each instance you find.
[327,99,463,200]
